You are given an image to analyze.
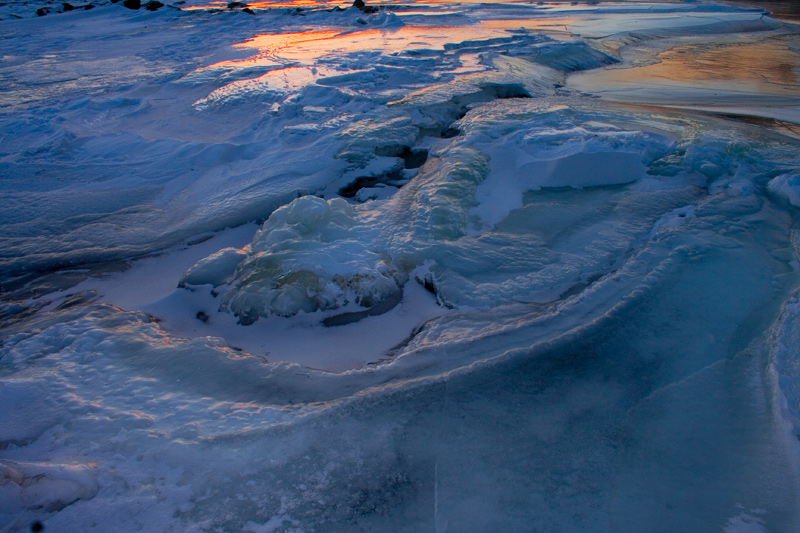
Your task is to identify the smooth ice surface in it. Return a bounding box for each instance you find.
[3,1,800,531]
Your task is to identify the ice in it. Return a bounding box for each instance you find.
[179,246,249,288]
[467,105,676,228]
[216,196,400,321]
[724,511,768,533]
[0,382,67,445]
[768,174,800,207]
[3,0,800,531]
[0,461,98,513]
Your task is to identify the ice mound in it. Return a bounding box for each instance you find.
[353,10,403,28]
[391,55,559,108]
[192,196,402,323]
[181,142,493,321]
[179,246,249,288]
[465,102,677,229]
[0,461,98,513]
[336,114,420,167]
[523,41,618,72]
[768,174,800,207]
[183,100,785,320]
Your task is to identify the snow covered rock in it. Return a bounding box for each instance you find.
[0,461,98,513]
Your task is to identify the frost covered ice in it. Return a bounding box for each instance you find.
[2,0,800,531]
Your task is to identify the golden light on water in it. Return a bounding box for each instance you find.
[202,16,578,72]
[189,0,800,109]
[569,37,800,101]
[654,41,800,91]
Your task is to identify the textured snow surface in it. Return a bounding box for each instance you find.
[2,1,800,531]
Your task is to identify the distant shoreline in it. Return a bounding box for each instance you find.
[2,0,798,23]
[716,0,800,22]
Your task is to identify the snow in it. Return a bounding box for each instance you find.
[768,173,800,207]
[2,0,800,531]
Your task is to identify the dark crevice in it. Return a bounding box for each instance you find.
[339,147,428,199]
[338,84,529,200]
[428,84,531,139]
[488,84,532,99]
[374,145,429,169]
[422,279,437,296]
[338,169,405,198]
[440,127,460,138]
[322,289,404,327]
[402,148,428,169]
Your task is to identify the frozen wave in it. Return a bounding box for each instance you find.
[183,100,771,324]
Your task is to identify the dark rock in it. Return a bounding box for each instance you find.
[62,2,75,10]
[36,8,48,15]
[353,0,377,13]
[196,311,209,323]
[122,0,140,9]
[144,0,163,10]
[242,7,254,14]
[227,1,246,7]
[84,3,95,9]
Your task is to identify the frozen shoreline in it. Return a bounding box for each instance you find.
[2,1,800,531]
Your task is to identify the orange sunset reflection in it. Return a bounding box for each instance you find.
[203,16,576,72]
[569,37,800,104]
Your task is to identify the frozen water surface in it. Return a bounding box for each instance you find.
[2,0,800,531]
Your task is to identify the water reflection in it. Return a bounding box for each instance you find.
[191,0,800,110]
[656,41,800,90]
[569,37,800,105]
[719,0,800,22]
[203,19,573,71]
